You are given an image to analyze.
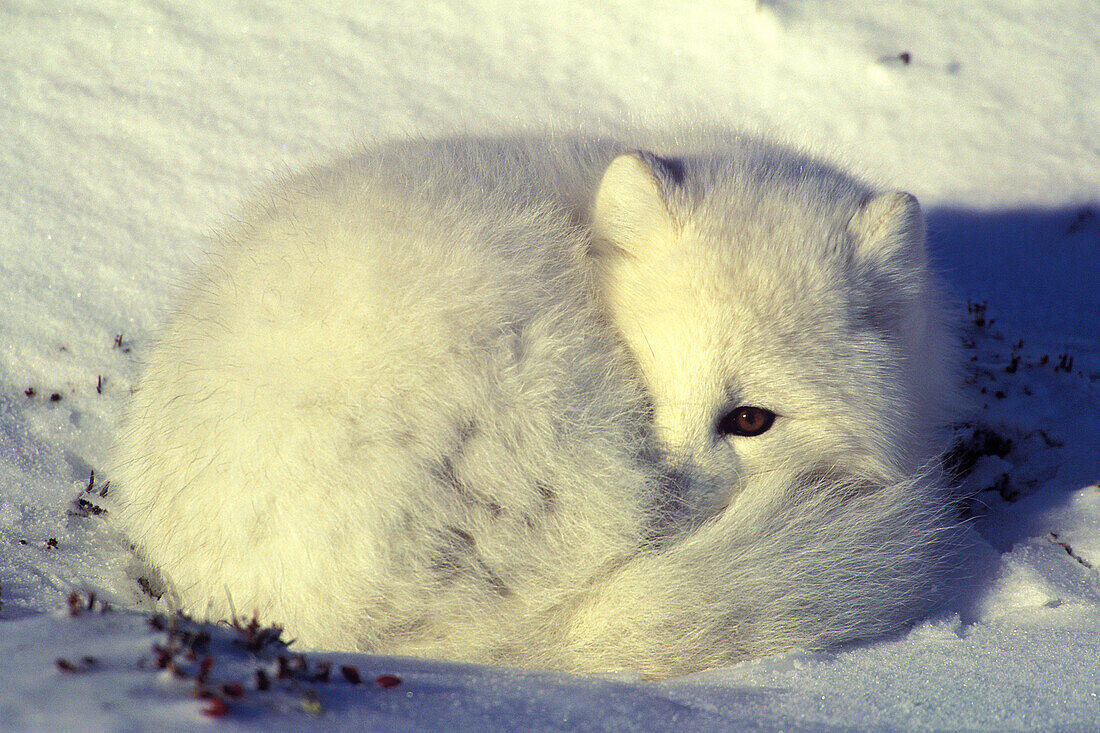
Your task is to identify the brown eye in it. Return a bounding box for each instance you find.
[716,406,776,437]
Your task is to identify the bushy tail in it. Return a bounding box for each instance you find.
[560,467,960,677]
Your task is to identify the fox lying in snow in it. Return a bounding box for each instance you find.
[113,132,960,677]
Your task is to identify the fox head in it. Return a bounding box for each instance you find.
[589,147,955,514]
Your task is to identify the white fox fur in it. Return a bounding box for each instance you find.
[112,131,960,678]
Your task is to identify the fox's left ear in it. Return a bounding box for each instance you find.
[847,191,933,341]
[847,191,927,270]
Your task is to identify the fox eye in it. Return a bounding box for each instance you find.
[716,406,776,437]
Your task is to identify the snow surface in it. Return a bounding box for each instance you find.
[2,0,1098,729]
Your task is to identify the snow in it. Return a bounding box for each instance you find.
[2,0,1098,729]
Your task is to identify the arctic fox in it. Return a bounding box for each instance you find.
[113,132,959,677]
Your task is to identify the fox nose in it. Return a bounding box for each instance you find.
[654,442,744,522]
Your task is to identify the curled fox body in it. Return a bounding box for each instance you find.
[114,132,958,677]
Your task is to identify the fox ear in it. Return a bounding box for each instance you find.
[591,151,681,259]
[848,191,933,339]
[847,191,926,269]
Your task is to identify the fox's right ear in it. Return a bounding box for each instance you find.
[591,151,681,259]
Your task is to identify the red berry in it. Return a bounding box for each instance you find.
[222,683,245,699]
[201,696,228,717]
